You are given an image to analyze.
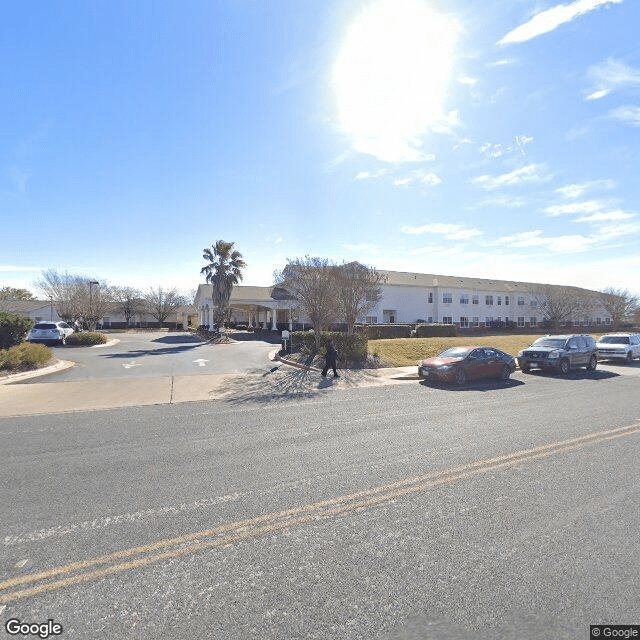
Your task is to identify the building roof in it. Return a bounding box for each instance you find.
[380,270,595,295]
[0,299,53,313]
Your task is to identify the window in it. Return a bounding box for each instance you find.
[485,295,493,305]
[365,316,377,324]
[530,317,537,327]
[427,316,433,323]
[518,317,525,327]
[460,294,469,304]
[517,296,525,306]
[505,295,510,306]
[459,316,469,328]
[530,300,537,309]
[497,296,502,306]
[605,317,611,325]
[443,292,452,304]
[427,292,433,303]
[442,316,453,324]
[472,317,479,327]
[596,317,602,325]
[485,316,493,325]
[383,310,396,323]
[472,295,479,305]
[574,319,581,326]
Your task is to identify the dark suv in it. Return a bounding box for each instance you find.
[517,334,597,375]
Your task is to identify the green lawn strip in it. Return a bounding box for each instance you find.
[369,334,603,368]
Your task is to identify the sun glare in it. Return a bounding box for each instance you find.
[333,0,459,162]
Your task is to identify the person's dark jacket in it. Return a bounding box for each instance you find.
[325,343,338,366]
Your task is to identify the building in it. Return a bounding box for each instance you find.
[195,270,612,331]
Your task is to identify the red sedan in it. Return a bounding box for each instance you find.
[418,346,516,385]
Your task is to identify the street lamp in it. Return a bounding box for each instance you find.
[89,281,99,330]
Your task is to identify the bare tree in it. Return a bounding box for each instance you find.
[274,257,340,349]
[598,287,638,329]
[143,287,186,327]
[529,284,596,331]
[111,286,143,327]
[335,262,386,334]
[34,269,81,322]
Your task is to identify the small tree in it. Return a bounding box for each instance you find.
[598,287,638,329]
[335,262,386,334]
[529,284,595,331]
[274,257,340,349]
[143,287,186,327]
[200,241,246,327]
[111,286,143,327]
[0,313,33,349]
[0,287,35,300]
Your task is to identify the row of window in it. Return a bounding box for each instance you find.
[429,292,533,306]
[441,317,611,327]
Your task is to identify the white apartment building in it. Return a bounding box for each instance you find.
[196,270,612,331]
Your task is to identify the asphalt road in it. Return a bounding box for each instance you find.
[2,365,640,639]
[21,331,277,382]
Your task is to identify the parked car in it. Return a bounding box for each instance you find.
[596,333,640,363]
[517,334,597,375]
[27,321,75,345]
[418,346,516,385]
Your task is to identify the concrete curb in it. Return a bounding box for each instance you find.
[269,349,323,372]
[0,359,75,385]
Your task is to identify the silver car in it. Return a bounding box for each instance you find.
[27,321,75,345]
[596,333,640,363]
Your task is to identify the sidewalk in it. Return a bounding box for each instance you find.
[0,352,418,417]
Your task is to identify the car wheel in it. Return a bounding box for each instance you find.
[454,369,466,386]
[499,365,511,381]
[559,359,570,375]
[626,352,633,364]
[587,355,597,371]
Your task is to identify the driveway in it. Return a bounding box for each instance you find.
[17,331,277,383]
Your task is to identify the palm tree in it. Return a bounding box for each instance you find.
[200,241,246,327]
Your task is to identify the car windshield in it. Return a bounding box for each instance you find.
[438,347,471,360]
[599,336,629,344]
[532,338,566,348]
[33,323,57,329]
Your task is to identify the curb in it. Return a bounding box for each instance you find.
[269,349,323,372]
[0,359,75,385]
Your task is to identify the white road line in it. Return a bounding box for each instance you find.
[193,359,209,367]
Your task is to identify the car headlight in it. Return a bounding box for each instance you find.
[439,365,453,372]
[548,350,561,359]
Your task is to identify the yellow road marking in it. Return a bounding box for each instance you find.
[2,423,639,603]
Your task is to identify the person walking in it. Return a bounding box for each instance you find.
[322,339,339,378]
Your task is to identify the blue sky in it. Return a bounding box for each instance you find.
[2,0,639,298]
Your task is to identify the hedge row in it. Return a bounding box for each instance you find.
[291,331,368,364]
[65,332,108,346]
[414,324,458,338]
[357,323,458,339]
[0,343,53,372]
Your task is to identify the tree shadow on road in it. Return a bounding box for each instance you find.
[221,366,381,406]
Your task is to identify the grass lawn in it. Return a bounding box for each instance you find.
[369,334,603,367]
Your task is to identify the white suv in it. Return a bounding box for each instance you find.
[27,322,75,345]
[596,333,640,364]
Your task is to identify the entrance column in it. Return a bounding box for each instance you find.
[271,306,277,331]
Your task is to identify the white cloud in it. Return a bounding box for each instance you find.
[488,58,517,67]
[574,210,635,223]
[393,169,442,188]
[608,105,640,126]
[585,58,640,100]
[458,76,478,85]
[492,230,596,253]
[401,223,483,240]
[497,0,623,46]
[0,265,42,272]
[476,194,527,209]
[354,169,388,180]
[544,200,607,216]
[555,179,616,199]
[472,164,546,190]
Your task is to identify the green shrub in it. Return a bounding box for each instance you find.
[362,324,413,340]
[0,312,33,349]
[291,331,368,365]
[65,332,108,346]
[0,343,53,372]
[414,323,458,338]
